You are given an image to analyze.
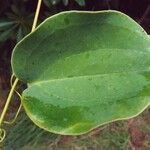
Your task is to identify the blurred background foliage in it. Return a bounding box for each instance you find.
[0,0,150,149]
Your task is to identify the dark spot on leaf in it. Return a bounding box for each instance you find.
[95,85,100,90]
[85,53,90,58]
[107,53,112,59]
[88,78,92,81]
[67,75,73,78]
[64,18,70,25]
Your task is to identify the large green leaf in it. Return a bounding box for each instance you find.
[11,10,150,135]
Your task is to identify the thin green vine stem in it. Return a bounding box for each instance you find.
[0,78,19,126]
[0,0,43,141]
[31,0,42,32]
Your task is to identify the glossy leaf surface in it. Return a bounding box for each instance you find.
[12,10,150,135]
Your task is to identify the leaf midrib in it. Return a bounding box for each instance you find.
[29,68,149,86]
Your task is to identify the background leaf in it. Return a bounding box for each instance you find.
[75,0,85,6]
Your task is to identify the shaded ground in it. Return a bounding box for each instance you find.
[3,107,150,150]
